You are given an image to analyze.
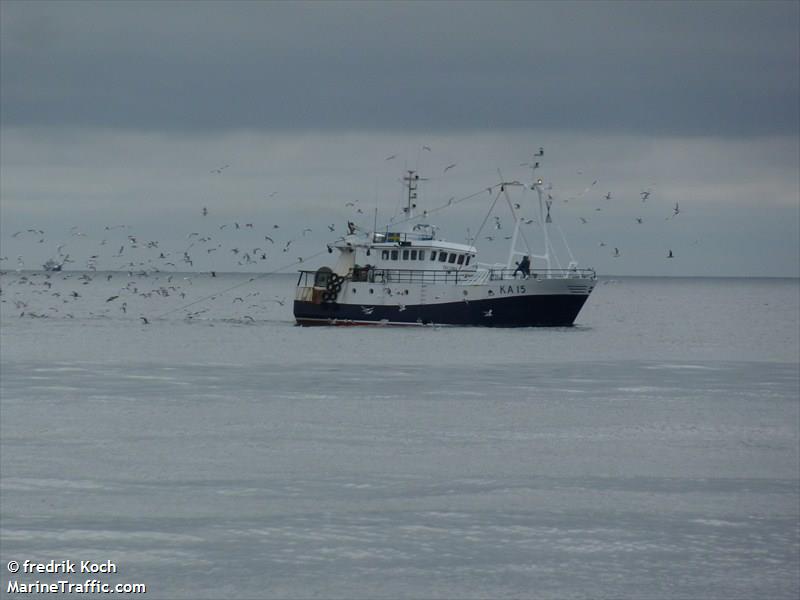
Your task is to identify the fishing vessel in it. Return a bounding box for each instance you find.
[294,162,595,326]
[42,258,64,272]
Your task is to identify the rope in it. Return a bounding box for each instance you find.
[472,190,503,246]
[153,248,329,319]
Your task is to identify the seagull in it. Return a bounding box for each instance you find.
[613,248,620,258]
[211,164,229,174]
[635,217,643,224]
[444,163,457,173]
[604,192,612,200]
[264,236,274,244]
[422,145,432,152]
[106,295,119,302]
[672,203,680,217]
[385,154,397,161]
[361,306,374,315]
[667,249,674,258]
[483,309,493,317]
[640,190,651,201]
[535,147,544,157]
[579,217,588,224]
[327,224,335,232]
[202,207,208,216]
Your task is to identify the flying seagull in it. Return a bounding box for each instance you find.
[444,163,457,173]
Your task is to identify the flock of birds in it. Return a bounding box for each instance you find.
[566,182,681,260]
[384,145,682,260]
[0,211,326,323]
[4,211,334,274]
[2,148,685,324]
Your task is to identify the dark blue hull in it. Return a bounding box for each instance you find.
[294,294,590,327]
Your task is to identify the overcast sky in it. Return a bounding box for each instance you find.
[1,0,798,277]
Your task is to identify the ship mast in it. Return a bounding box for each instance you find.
[402,170,426,220]
[503,156,552,274]
[532,173,552,272]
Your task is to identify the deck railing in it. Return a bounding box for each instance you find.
[297,267,595,287]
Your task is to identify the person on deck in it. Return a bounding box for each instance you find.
[514,255,531,278]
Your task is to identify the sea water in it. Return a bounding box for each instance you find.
[1,272,798,599]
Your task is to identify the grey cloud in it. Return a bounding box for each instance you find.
[1,1,797,136]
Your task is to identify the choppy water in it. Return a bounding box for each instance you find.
[1,272,798,599]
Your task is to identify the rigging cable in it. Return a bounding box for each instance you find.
[152,247,331,320]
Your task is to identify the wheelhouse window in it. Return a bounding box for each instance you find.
[418,250,425,260]
[430,251,437,261]
[448,253,457,264]
[402,250,409,260]
[438,252,447,262]
[457,254,465,265]
[382,250,389,260]
[390,250,398,260]
[465,255,471,265]
[410,250,417,260]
